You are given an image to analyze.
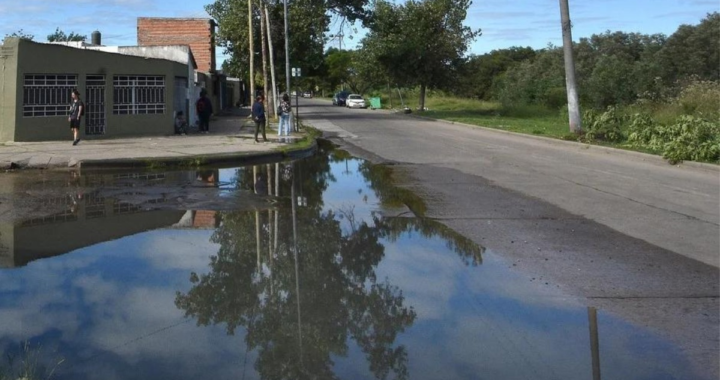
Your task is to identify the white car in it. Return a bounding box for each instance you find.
[345,94,366,109]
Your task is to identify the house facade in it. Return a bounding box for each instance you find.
[0,38,188,142]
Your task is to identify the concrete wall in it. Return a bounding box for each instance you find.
[0,40,19,142]
[50,43,199,125]
[2,38,188,142]
[137,18,216,73]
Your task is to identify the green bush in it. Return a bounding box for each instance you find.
[544,87,567,110]
[626,113,659,148]
[582,106,625,142]
[662,116,720,163]
[627,113,719,163]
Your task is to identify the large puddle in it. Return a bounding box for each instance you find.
[0,143,704,379]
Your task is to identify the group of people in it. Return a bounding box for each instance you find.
[251,93,292,143]
[67,88,292,145]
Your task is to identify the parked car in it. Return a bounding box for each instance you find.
[302,91,313,98]
[345,94,366,109]
[332,91,350,106]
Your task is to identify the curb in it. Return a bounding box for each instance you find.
[79,140,318,170]
[402,113,719,172]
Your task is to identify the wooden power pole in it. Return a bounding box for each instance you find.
[248,0,255,103]
[560,0,582,134]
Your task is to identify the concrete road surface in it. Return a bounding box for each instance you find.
[299,98,719,267]
[298,97,719,378]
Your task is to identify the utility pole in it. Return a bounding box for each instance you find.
[260,0,269,129]
[283,0,290,96]
[265,6,278,119]
[248,0,255,102]
[560,0,581,134]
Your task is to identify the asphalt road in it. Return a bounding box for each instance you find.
[298,97,719,378]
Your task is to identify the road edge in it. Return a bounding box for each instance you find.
[399,112,719,172]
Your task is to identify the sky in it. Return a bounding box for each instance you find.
[1,0,717,66]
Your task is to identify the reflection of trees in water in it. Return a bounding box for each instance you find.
[176,203,415,379]
[175,148,484,379]
[377,217,484,266]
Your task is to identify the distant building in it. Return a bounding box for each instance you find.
[137,18,233,113]
[137,18,216,73]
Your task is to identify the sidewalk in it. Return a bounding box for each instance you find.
[0,107,309,170]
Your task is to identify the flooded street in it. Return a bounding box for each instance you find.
[0,142,707,379]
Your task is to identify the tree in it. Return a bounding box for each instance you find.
[206,0,374,102]
[47,27,86,42]
[494,45,565,107]
[3,29,34,41]
[325,48,352,90]
[362,0,480,110]
[455,47,536,99]
[657,12,720,85]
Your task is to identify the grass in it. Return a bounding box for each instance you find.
[367,91,572,137]
[275,124,322,153]
[411,97,574,139]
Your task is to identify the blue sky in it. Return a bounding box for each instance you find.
[1,0,717,65]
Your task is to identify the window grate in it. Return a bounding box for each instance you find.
[22,74,78,117]
[113,75,165,115]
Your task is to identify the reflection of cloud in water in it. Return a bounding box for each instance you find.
[0,229,253,379]
[374,231,693,380]
[377,237,456,321]
[138,229,218,271]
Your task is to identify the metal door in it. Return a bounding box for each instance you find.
[85,75,106,135]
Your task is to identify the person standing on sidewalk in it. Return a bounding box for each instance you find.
[252,95,267,143]
[68,89,84,145]
[278,93,292,136]
[196,89,213,134]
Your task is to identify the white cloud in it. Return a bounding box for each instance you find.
[138,229,218,271]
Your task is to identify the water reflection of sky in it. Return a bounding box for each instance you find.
[323,159,381,230]
[0,157,703,380]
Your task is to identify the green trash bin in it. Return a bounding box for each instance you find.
[369,97,381,110]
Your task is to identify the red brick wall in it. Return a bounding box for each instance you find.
[137,18,216,73]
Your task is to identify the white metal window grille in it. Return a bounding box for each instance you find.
[113,75,165,115]
[22,74,78,117]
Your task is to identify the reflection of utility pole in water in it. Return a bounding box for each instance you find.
[273,163,279,254]
[588,307,601,380]
[267,164,272,263]
[342,159,352,176]
[291,161,304,371]
[254,165,261,269]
